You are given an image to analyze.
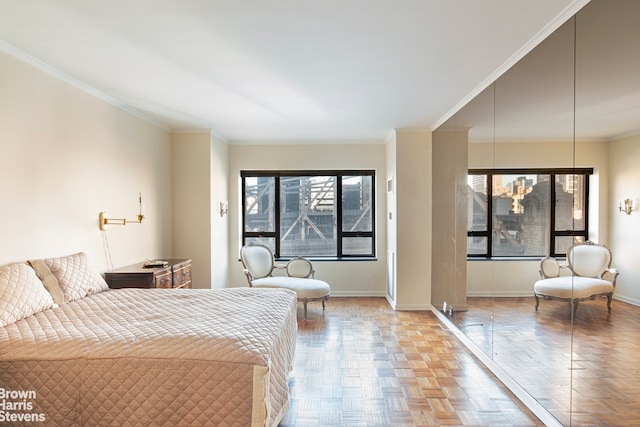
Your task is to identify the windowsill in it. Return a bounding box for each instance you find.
[275,257,377,262]
[467,256,567,261]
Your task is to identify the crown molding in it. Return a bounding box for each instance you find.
[0,39,170,132]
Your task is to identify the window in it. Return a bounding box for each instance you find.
[242,171,375,258]
[468,168,592,258]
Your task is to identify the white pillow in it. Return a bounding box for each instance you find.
[38,252,109,303]
[28,259,65,306]
[0,262,54,328]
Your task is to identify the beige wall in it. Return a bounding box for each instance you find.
[228,142,387,296]
[169,132,211,289]
[608,134,640,306]
[467,140,610,296]
[171,132,229,289]
[210,134,230,289]
[385,135,397,306]
[0,49,172,274]
[394,131,433,310]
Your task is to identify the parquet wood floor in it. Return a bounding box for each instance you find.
[280,298,543,426]
[453,297,640,426]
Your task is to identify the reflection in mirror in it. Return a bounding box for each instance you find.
[451,83,496,358]
[431,112,468,322]
[433,0,640,425]
[451,15,578,425]
[571,0,640,425]
[491,18,576,426]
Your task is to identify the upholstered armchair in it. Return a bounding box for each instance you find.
[240,244,330,319]
[534,241,619,316]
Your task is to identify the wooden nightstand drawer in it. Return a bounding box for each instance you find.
[105,274,154,289]
[105,259,192,289]
[155,270,173,288]
[173,262,192,289]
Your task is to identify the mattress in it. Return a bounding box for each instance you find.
[0,287,297,427]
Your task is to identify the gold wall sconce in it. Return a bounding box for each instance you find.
[618,198,634,215]
[99,193,145,230]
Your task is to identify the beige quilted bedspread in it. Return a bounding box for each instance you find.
[0,287,297,427]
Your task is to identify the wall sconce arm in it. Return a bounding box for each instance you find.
[99,212,144,231]
[99,193,145,230]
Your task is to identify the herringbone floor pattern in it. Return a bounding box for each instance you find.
[280,298,542,426]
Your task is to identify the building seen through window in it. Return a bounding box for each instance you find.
[468,169,591,258]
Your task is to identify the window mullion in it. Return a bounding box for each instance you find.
[275,176,281,258]
[241,177,247,247]
[487,173,493,258]
[370,174,376,257]
[336,174,343,257]
[549,174,557,256]
[584,174,590,241]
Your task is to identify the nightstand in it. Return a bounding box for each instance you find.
[105,259,192,289]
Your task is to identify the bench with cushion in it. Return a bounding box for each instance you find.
[240,244,330,319]
[534,241,619,316]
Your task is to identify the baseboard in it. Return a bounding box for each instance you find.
[385,295,397,310]
[466,291,536,297]
[324,290,431,311]
[328,291,387,297]
[466,292,640,307]
[613,294,640,307]
[327,292,430,310]
[393,303,433,311]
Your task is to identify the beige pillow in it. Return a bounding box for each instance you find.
[0,262,55,328]
[28,259,65,306]
[37,252,109,303]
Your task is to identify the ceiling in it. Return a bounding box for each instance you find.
[0,0,586,142]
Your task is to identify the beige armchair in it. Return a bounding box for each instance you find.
[240,244,330,319]
[534,241,619,316]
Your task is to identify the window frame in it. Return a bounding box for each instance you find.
[468,167,593,259]
[241,170,376,259]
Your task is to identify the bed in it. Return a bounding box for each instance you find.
[0,252,297,427]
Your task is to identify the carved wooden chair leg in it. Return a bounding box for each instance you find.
[534,295,540,311]
[606,293,613,312]
[572,299,579,317]
[302,299,308,320]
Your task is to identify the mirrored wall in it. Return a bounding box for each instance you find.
[433,0,640,424]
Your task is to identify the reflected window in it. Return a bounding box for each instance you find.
[468,168,592,258]
[242,170,375,258]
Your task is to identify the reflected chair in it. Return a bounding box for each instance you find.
[534,241,619,316]
[240,244,330,319]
